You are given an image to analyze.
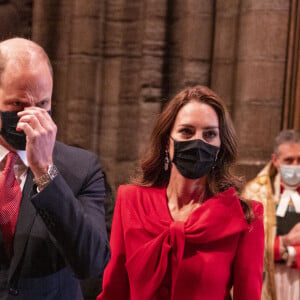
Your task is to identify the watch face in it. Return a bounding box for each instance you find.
[33,165,59,189]
[48,165,59,179]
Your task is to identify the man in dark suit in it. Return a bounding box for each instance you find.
[0,37,110,299]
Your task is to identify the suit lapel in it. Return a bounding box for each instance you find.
[8,170,37,281]
[8,143,61,282]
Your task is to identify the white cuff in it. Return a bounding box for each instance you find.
[286,246,296,267]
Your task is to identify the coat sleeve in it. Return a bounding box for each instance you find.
[31,150,110,278]
[275,240,300,269]
[97,186,130,300]
[232,201,265,300]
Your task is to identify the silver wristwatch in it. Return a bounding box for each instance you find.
[33,164,59,190]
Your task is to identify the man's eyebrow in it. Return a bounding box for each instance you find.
[38,98,50,103]
[4,98,26,103]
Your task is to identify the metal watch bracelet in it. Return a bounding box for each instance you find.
[33,164,59,189]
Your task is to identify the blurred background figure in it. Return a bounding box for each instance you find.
[243,129,300,300]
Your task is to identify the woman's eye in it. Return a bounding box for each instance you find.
[203,130,218,139]
[179,128,193,136]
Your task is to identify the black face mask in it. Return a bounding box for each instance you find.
[0,110,52,150]
[171,138,219,179]
[0,111,27,150]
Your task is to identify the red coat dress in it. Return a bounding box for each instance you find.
[98,185,264,300]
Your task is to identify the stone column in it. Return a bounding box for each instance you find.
[98,0,145,189]
[64,0,105,151]
[137,0,168,156]
[164,0,215,97]
[32,0,72,141]
[283,0,300,130]
[211,0,240,111]
[0,0,32,40]
[232,0,290,179]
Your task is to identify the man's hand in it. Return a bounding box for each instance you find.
[17,107,57,178]
[282,222,300,246]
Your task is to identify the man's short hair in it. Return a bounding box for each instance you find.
[273,129,300,156]
[0,38,53,86]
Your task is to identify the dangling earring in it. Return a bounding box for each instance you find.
[164,150,170,171]
[212,152,218,170]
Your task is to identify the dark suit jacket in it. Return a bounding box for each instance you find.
[0,141,110,299]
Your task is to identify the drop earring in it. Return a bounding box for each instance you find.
[164,150,170,171]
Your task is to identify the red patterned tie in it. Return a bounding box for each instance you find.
[0,152,22,255]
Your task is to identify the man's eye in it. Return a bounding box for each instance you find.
[284,158,293,164]
[38,100,48,108]
[13,101,23,107]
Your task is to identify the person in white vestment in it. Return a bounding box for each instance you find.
[243,129,300,300]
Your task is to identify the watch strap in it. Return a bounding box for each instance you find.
[33,164,59,190]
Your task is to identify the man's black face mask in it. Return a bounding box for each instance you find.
[0,111,26,150]
[0,110,52,150]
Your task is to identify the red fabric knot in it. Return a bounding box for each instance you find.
[117,188,249,300]
[0,152,22,255]
[169,221,185,298]
[169,221,185,258]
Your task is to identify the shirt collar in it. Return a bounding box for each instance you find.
[280,183,300,194]
[0,144,28,167]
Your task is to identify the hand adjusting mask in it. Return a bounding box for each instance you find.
[0,110,52,150]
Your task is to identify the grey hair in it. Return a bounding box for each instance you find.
[273,129,300,156]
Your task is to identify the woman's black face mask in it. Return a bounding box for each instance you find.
[0,110,52,150]
[171,137,219,179]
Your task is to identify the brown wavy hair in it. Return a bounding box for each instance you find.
[133,85,253,221]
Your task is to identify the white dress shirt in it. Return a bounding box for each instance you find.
[0,144,28,190]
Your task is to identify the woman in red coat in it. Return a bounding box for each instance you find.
[98,85,264,300]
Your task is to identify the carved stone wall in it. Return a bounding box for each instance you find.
[0,0,32,39]
[0,0,297,299]
[0,0,294,192]
[212,0,290,179]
